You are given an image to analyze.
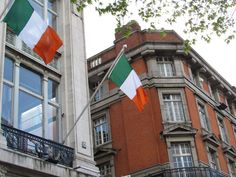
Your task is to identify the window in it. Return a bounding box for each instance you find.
[94,116,110,146]
[5,0,59,69]
[228,159,236,177]
[198,103,209,131]
[98,162,112,177]
[233,125,236,139]
[171,142,193,168]
[217,117,228,143]
[28,0,58,29]
[1,57,60,142]
[157,56,175,77]
[93,81,104,102]
[1,57,14,125]
[208,148,218,170]
[163,94,185,122]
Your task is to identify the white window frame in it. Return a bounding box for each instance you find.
[207,146,220,170]
[159,89,189,123]
[217,115,228,143]
[156,56,175,77]
[93,113,111,147]
[162,94,185,122]
[1,56,61,142]
[197,101,210,131]
[171,142,194,168]
[98,161,112,177]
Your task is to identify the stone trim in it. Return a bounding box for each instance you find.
[158,88,190,124]
[166,136,199,168]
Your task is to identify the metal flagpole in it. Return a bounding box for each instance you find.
[62,45,127,144]
[0,0,14,21]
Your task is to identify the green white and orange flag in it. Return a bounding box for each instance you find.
[108,53,148,112]
[2,0,62,64]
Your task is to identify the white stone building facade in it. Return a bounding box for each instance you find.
[0,0,99,176]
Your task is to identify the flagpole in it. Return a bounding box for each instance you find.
[0,0,13,21]
[62,45,127,144]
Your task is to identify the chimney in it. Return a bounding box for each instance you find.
[115,20,141,40]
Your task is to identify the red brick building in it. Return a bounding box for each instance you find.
[87,21,236,177]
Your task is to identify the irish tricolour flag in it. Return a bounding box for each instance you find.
[2,0,62,64]
[108,53,148,112]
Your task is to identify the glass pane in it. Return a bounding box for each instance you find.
[18,91,42,137]
[47,11,57,29]
[48,0,57,11]
[48,79,58,102]
[20,66,42,95]
[28,0,44,18]
[1,84,13,125]
[4,57,13,82]
[47,104,58,141]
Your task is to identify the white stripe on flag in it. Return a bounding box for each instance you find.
[19,11,47,49]
[120,70,142,99]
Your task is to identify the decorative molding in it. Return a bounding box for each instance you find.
[162,123,197,137]
[202,132,220,147]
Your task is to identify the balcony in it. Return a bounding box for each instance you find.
[151,167,230,177]
[1,124,74,167]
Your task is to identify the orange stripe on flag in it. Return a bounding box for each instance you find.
[33,26,62,64]
[132,87,148,112]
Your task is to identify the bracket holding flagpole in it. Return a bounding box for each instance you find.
[62,44,127,144]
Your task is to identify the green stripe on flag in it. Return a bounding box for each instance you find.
[109,53,132,87]
[3,0,34,35]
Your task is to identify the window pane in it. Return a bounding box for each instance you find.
[1,84,13,125]
[47,104,58,141]
[47,11,57,29]
[48,0,56,11]
[94,117,109,146]
[20,66,42,95]
[4,57,13,82]
[28,0,44,18]
[48,79,58,102]
[18,91,42,137]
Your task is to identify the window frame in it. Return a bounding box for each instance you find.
[156,56,175,77]
[92,111,111,147]
[158,89,189,123]
[1,56,61,142]
[207,146,220,170]
[227,158,236,177]
[166,137,199,169]
[216,115,228,143]
[196,100,210,131]
[171,142,194,168]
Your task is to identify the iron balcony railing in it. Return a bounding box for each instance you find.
[151,167,230,177]
[1,124,74,167]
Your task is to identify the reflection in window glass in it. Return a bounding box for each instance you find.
[1,84,13,125]
[18,91,42,137]
[48,79,58,102]
[47,104,58,141]
[4,57,13,82]
[20,66,42,95]
[47,11,57,29]
[48,0,56,11]
[28,0,44,18]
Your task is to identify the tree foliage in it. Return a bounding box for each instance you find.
[71,0,236,45]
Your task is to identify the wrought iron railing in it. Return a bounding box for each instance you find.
[1,124,74,167]
[151,167,230,177]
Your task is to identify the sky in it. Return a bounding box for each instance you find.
[84,6,236,87]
